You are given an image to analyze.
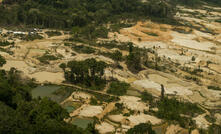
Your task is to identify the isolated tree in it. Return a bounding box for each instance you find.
[0,55,6,67]
[161,84,165,100]
[191,56,195,62]
[59,63,66,72]
[112,50,122,67]
[128,42,133,54]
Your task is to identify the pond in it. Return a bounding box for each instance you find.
[32,85,61,98]
[31,85,67,103]
[71,118,94,129]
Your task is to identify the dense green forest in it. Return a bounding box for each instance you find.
[0,0,174,29]
[60,58,107,90]
[0,56,97,134]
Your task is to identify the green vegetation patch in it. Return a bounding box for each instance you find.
[0,40,14,46]
[107,81,130,96]
[207,85,221,91]
[72,45,96,54]
[37,53,61,64]
[62,58,107,90]
[45,31,62,37]
[23,34,43,41]
[0,47,13,55]
[156,97,204,127]
[127,123,156,134]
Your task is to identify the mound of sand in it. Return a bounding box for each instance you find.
[95,122,115,134]
[108,114,125,123]
[79,105,103,117]
[120,96,149,112]
[171,32,216,51]
[215,113,221,125]
[133,79,161,91]
[127,113,162,127]
[193,114,211,129]
[166,124,183,134]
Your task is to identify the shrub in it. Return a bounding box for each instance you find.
[45,31,62,37]
[107,81,130,96]
[126,123,156,134]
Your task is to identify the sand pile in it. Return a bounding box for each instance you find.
[171,32,216,51]
[215,113,221,125]
[108,114,125,123]
[95,122,115,134]
[127,113,162,127]
[79,105,103,117]
[120,96,149,111]
[193,114,211,129]
[166,124,183,134]
[133,79,161,91]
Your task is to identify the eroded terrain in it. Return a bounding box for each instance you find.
[1,4,221,134]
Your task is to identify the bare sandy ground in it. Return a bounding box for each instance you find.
[120,96,149,112]
[166,124,183,134]
[215,113,221,125]
[2,60,33,74]
[108,114,125,123]
[79,105,103,117]
[133,77,193,96]
[95,122,115,134]
[29,71,64,83]
[193,114,211,129]
[97,102,115,120]
[171,32,216,51]
[127,113,162,127]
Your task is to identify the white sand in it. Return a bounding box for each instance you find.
[157,49,191,64]
[215,113,221,125]
[108,114,125,123]
[79,105,103,117]
[193,114,211,129]
[133,79,161,90]
[127,113,162,127]
[171,32,216,51]
[120,96,149,112]
[133,78,193,96]
[95,122,115,134]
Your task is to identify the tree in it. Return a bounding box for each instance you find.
[59,63,66,72]
[107,81,130,96]
[160,84,165,100]
[0,55,6,67]
[126,123,156,134]
[191,56,195,62]
[141,91,153,103]
[112,50,122,67]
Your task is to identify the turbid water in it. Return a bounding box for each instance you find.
[65,106,75,113]
[31,85,61,98]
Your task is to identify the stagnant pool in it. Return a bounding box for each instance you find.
[31,85,61,99]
